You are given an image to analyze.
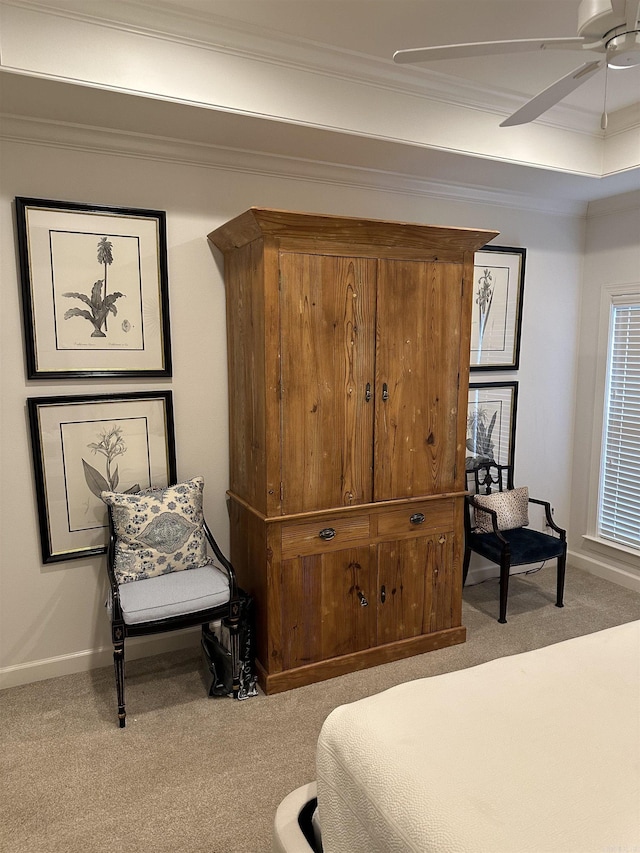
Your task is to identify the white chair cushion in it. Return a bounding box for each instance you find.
[118,563,230,625]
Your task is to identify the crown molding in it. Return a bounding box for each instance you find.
[0,112,588,217]
[2,0,630,138]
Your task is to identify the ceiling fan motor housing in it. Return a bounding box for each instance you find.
[578,0,640,67]
[578,0,629,39]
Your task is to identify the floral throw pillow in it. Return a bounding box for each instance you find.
[101,476,210,584]
[473,486,530,533]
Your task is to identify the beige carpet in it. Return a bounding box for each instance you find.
[2,565,639,853]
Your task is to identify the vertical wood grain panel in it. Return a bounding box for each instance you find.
[374,259,464,500]
[426,531,456,633]
[228,498,270,669]
[377,537,427,644]
[263,239,285,516]
[225,241,267,512]
[279,253,376,513]
[280,546,375,668]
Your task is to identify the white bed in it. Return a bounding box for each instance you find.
[309,621,640,853]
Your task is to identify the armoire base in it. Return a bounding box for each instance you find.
[255,625,466,695]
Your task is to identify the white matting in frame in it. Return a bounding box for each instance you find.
[16,198,172,378]
[466,382,518,473]
[28,392,176,563]
[470,246,525,371]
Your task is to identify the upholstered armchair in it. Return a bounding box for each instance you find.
[102,476,251,727]
[463,464,567,623]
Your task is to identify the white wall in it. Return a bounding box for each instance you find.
[569,191,640,591]
[0,130,585,687]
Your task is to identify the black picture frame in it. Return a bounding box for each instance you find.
[470,245,525,371]
[466,381,518,477]
[28,390,177,563]
[16,197,172,378]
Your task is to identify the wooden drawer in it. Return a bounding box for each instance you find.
[281,514,370,559]
[376,499,454,538]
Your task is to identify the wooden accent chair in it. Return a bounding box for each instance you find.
[103,477,248,727]
[463,463,567,624]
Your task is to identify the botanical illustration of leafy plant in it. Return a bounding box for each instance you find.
[466,406,497,470]
[97,236,114,332]
[475,267,494,349]
[63,236,123,337]
[83,424,140,498]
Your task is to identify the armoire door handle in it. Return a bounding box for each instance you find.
[382,383,389,401]
[365,382,372,402]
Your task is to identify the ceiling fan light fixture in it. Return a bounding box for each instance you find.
[606,30,640,66]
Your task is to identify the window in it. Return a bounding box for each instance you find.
[598,296,640,551]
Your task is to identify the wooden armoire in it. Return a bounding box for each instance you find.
[208,209,498,694]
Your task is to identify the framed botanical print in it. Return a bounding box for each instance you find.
[28,391,176,563]
[470,245,525,371]
[16,197,172,378]
[466,382,518,474]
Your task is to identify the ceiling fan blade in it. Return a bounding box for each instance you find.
[393,37,587,64]
[500,59,603,126]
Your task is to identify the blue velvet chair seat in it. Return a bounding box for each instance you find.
[467,527,566,567]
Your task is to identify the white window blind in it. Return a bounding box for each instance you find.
[599,300,640,551]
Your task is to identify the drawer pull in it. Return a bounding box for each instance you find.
[318,527,336,541]
[410,512,426,525]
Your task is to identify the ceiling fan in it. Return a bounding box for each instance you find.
[393,0,640,127]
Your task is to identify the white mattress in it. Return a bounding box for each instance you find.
[317,621,640,853]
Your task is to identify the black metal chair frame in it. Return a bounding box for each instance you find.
[463,463,567,624]
[106,507,243,727]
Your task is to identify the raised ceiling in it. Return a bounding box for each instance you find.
[1,0,639,208]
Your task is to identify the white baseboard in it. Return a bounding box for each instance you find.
[466,550,640,595]
[0,628,201,691]
[464,564,500,586]
[568,549,640,594]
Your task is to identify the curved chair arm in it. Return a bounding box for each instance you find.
[528,498,566,539]
[466,495,509,546]
[203,519,239,599]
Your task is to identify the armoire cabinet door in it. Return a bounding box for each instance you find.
[279,253,377,513]
[374,259,465,501]
[279,546,376,669]
[377,531,457,644]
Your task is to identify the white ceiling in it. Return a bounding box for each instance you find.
[139,0,640,115]
[1,0,639,207]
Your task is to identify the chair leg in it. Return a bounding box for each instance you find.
[498,554,511,624]
[113,637,126,728]
[555,551,566,609]
[225,600,242,699]
[462,544,471,586]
